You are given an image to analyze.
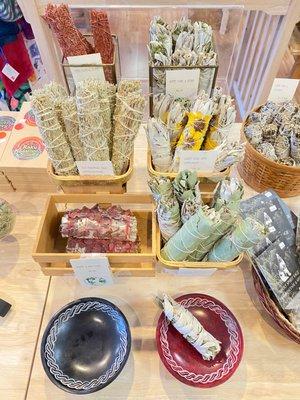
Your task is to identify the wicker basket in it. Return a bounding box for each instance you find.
[238,106,300,197]
[252,268,300,344]
[47,158,133,194]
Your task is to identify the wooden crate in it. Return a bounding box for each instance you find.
[47,158,133,194]
[147,150,231,192]
[32,193,156,277]
[155,192,243,270]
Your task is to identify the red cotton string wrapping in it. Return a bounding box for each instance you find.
[90,10,114,82]
[43,4,94,57]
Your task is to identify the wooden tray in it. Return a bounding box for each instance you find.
[32,193,156,277]
[147,150,230,191]
[47,157,133,194]
[155,192,243,270]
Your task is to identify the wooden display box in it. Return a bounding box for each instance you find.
[32,193,156,277]
[147,150,231,192]
[155,192,243,270]
[47,158,133,194]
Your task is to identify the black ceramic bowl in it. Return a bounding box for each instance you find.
[41,297,131,394]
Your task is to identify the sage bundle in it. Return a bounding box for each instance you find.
[211,177,244,212]
[60,97,85,161]
[149,16,216,94]
[76,79,110,161]
[214,142,245,171]
[187,207,237,261]
[161,207,215,261]
[160,293,221,361]
[149,176,181,241]
[146,118,172,172]
[207,217,266,262]
[244,100,300,166]
[32,89,78,175]
[173,170,200,205]
[96,81,113,150]
[111,92,145,174]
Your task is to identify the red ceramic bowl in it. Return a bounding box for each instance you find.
[156,293,244,388]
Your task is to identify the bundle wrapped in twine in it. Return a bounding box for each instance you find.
[76,79,110,161]
[146,118,172,172]
[43,4,93,57]
[111,91,145,175]
[60,97,86,161]
[95,81,113,151]
[90,9,115,82]
[32,89,78,176]
[207,217,266,262]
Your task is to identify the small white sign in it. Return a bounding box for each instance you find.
[76,160,114,176]
[166,68,200,99]
[179,148,220,172]
[268,78,299,103]
[2,63,19,82]
[70,256,114,287]
[67,53,105,85]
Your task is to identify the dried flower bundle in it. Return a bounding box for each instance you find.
[43,4,93,57]
[147,88,240,173]
[244,100,300,166]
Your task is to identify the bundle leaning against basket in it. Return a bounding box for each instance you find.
[238,101,300,197]
[252,268,300,344]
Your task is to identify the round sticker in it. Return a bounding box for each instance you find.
[14,122,24,130]
[0,116,16,131]
[0,131,7,143]
[24,109,36,127]
[12,136,45,160]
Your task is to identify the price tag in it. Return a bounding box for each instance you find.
[70,256,114,287]
[67,53,105,85]
[179,148,220,172]
[166,68,200,98]
[268,78,299,103]
[2,63,19,82]
[76,160,114,176]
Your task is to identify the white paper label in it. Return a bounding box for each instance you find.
[67,53,105,85]
[70,256,113,287]
[166,68,200,98]
[268,78,299,103]
[76,160,114,176]
[179,148,220,172]
[269,205,277,212]
[2,63,19,82]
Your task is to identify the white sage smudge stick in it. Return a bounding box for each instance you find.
[207,217,266,262]
[146,118,172,172]
[95,81,113,151]
[32,91,78,175]
[76,80,110,161]
[111,92,145,175]
[214,142,245,171]
[160,293,221,361]
[61,97,86,161]
[291,128,300,165]
[211,177,244,212]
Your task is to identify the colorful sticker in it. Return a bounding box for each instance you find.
[24,109,36,127]
[12,136,45,160]
[0,115,16,131]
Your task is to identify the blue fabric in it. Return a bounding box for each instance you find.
[0,0,22,23]
[0,20,19,47]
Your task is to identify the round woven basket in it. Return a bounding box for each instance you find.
[252,268,300,344]
[238,106,300,197]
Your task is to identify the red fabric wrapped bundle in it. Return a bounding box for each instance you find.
[60,205,137,242]
[90,10,114,82]
[43,4,94,57]
[66,237,140,253]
